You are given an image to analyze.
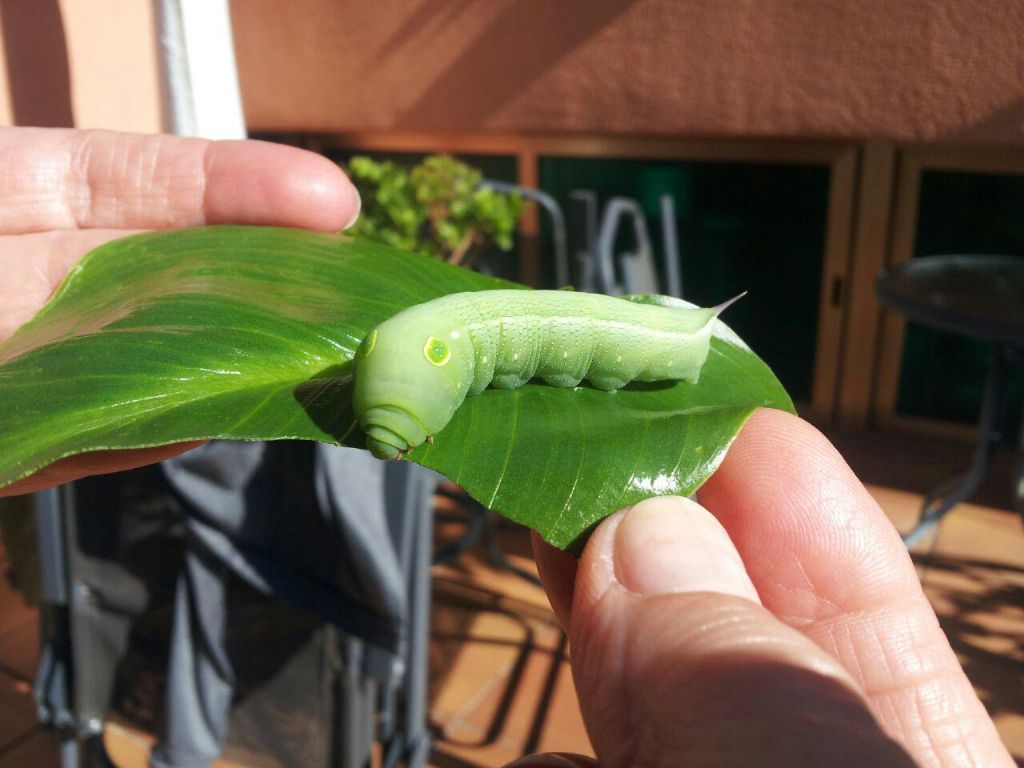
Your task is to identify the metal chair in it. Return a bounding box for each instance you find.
[32,446,436,768]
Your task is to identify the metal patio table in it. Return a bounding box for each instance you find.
[876,255,1024,547]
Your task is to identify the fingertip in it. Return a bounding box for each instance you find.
[698,406,920,620]
[274,149,361,232]
[714,407,836,480]
[342,185,362,230]
[699,406,862,536]
[560,497,905,766]
[567,495,762,642]
[531,531,578,630]
[612,496,760,603]
[0,441,206,498]
[203,139,361,232]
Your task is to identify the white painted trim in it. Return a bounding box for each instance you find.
[155,0,246,139]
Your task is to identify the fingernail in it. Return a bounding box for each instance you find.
[343,188,362,230]
[613,496,760,602]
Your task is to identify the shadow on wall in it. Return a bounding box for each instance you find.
[950,96,1024,145]
[1,0,73,127]
[388,0,636,127]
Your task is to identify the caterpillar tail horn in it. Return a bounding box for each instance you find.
[712,291,747,316]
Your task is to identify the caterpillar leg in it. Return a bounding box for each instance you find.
[367,436,402,460]
[360,405,429,460]
[541,372,584,388]
[492,374,527,389]
[588,375,627,391]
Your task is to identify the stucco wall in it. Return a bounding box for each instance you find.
[229,0,1024,145]
[58,0,161,132]
[0,0,160,132]
[3,1,1020,144]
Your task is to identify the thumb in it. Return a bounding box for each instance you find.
[558,496,916,768]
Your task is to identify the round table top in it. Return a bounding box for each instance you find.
[876,255,1024,347]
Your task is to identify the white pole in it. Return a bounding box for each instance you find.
[154,0,246,140]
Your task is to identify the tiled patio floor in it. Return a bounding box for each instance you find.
[0,431,1021,767]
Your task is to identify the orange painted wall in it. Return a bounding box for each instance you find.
[0,0,160,132]
[59,0,162,132]
[3,1,1020,145]
[229,0,1024,145]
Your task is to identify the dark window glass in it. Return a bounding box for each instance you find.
[539,157,830,403]
[896,170,1024,443]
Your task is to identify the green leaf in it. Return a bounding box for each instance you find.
[0,226,793,550]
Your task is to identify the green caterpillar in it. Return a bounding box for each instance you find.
[353,290,733,460]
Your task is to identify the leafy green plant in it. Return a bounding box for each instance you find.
[346,154,524,267]
[0,227,792,550]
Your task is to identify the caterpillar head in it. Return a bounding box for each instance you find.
[353,320,474,460]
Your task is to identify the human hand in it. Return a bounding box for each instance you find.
[0,127,360,497]
[515,408,1013,767]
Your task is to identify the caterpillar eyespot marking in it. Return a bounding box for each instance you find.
[359,329,377,358]
[424,336,451,367]
[354,289,739,460]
